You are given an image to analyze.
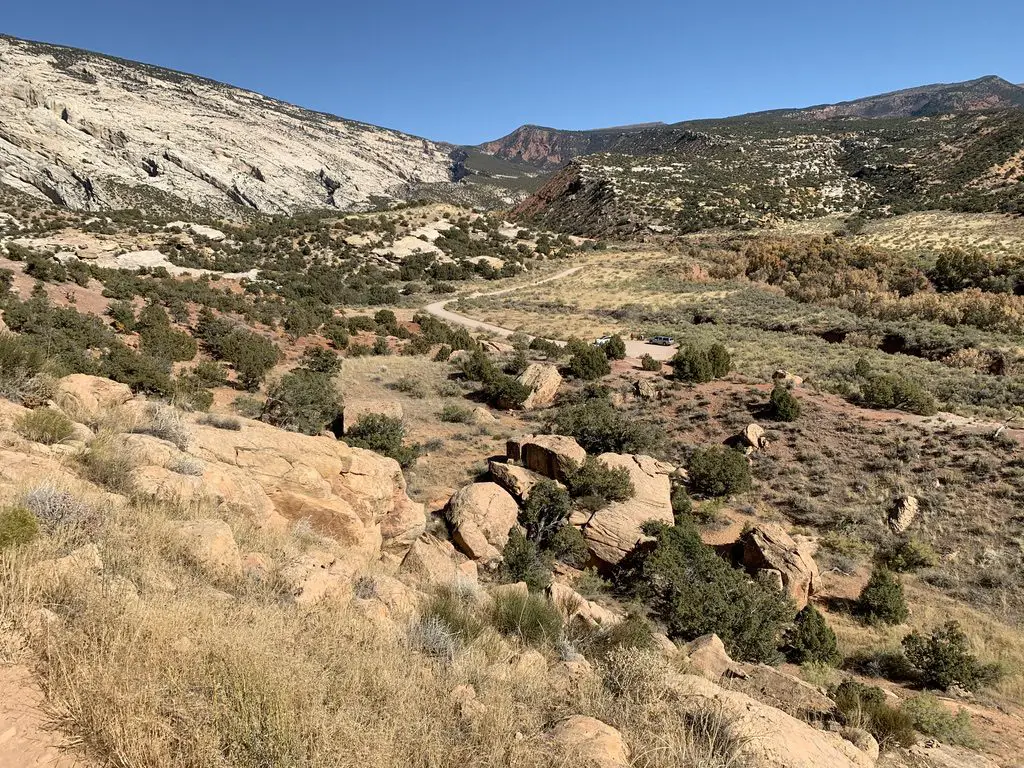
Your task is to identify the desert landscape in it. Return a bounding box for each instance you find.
[1,27,1024,768]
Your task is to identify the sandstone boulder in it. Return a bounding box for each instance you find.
[400,534,476,586]
[671,674,874,768]
[740,524,820,610]
[547,716,630,768]
[189,419,425,557]
[739,422,768,452]
[583,453,675,565]
[548,581,622,627]
[171,519,241,578]
[516,363,562,410]
[888,495,918,534]
[446,482,520,561]
[507,434,587,483]
[684,634,747,681]
[634,378,659,399]
[480,339,515,355]
[773,369,804,388]
[489,460,547,502]
[53,374,132,421]
[31,543,103,589]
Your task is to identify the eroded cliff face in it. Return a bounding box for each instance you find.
[0,36,453,214]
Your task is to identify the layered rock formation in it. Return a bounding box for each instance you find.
[0,35,453,214]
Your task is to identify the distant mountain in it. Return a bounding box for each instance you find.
[0,34,456,214]
[480,77,1024,171]
[793,75,1024,120]
[477,123,673,171]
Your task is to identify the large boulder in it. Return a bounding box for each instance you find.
[489,460,547,503]
[445,482,520,561]
[683,634,747,682]
[888,495,918,534]
[548,581,621,627]
[189,418,425,558]
[170,519,242,578]
[506,434,586,483]
[740,524,820,610]
[583,454,675,565]
[53,374,132,421]
[516,363,562,410]
[399,534,477,586]
[671,674,874,768]
[546,716,630,768]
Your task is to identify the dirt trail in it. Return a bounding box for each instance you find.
[423,265,679,360]
[0,665,89,767]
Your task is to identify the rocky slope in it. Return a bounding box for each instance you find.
[512,111,1024,236]
[0,35,455,215]
[795,75,1024,120]
[480,77,1024,172]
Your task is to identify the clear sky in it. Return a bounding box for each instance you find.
[4,0,1023,144]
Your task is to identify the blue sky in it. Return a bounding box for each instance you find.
[4,0,1023,144]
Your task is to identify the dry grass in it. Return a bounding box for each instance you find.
[829,581,1024,706]
[0,491,751,768]
[339,355,516,505]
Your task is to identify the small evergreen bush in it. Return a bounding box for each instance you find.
[902,621,1002,692]
[0,506,39,549]
[768,385,801,421]
[688,446,752,498]
[856,567,909,626]
[15,407,74,445]
[785,605,840,665]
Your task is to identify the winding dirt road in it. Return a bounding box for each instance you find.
[423,265,679,360]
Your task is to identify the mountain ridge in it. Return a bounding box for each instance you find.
[480,75,1024,170]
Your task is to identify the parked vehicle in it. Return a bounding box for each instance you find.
[648,335,674,346]
[593,335,612,346]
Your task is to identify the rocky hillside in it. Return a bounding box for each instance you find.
[0,35,456,215]
[794,75,1024,120]
[480,78,1024,173]
[513,111,1024,237]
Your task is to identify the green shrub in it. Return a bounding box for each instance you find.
[438,404,475,423]
[546,524,589,568]
[529,337,566,359]
[834,680,916,751]
[299,346,341,375]
[902,621,1002,692]
[901,693,978,747]
[371,335,390,356]
[786,605,840,665]
[489,590,563,647]
[639,354,661,372]
[345,413,418,468]
[856,567,909,626]
[706,343,731,377]
[877,537,938,573]
[768,386,801,421]
[0,506,38,549]
[481,373,531,409]
[564,457,634,507]
[520,480,572,547]
[617,520,794,663]
[422,583,486,645]
[551,397,661,455]
[860,374,937,416]
[498,529,552,593]
[671,344,713,383]
[262,370,342,435]
[603,335,626,360]
[566,345,611,380]
[391,376,427,399]
[219,329,279,390]
[15,407,74,445]
[78,437,138,494]
[567,610,655,662]
[687,446,752,498]
[670,485,693,525]
[193,360,229,387]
